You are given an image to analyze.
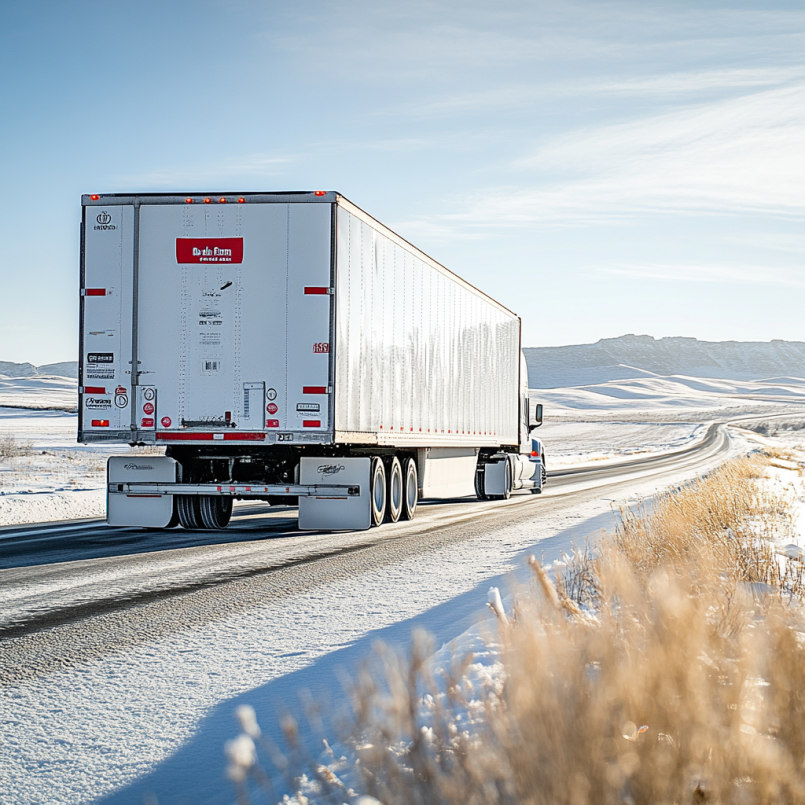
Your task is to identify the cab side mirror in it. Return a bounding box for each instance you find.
[529,403,543,430]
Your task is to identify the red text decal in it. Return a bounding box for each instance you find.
[176,238,244,264]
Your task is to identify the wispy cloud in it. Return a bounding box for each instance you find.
[115,154,294,189]
[597,262,805,287]
[438,82,805,225]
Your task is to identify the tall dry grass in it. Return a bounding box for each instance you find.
[229,454,805,805]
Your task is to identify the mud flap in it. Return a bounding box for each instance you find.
[483,458,509,496]
[298,457,370,531]
[107,456,177,527]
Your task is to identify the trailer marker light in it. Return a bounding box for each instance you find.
[204,197,211,203]
[303,420,321,427]
[531,450,539,457]
[238,197,245,203]
[84,386,105,394]
[314,191,326,196]
[185,198,193,203]
[304,287,329,295]
[303,386,327,395]
[91,420,109,427]
[219,197,226,203]
[90,194,100,200]
[85,288,107,296]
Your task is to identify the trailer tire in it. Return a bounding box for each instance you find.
[502,458,512,500]
[474,467,488,500]
[177,495,203,529]
[199,495,233,529]
[370,457,387,527]
[401,457,418,520]
[385,457,403,523]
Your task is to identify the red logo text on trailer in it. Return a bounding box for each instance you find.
[176,238,244,264]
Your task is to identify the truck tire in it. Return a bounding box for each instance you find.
[199,495,233,529]
[385,456,403,523]
[501,458,512,500]
[370,457,387,527]
[474,467,488,500]
[177,495,203,529]
[401,457,418,520]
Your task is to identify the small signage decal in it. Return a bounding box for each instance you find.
[176,238,244,264]
[87,353,114,363]
[267,403,278,415]
[161,416,172,428]
[313,343,330,354]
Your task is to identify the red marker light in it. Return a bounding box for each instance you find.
[219,197,226,203]
[90,194,100,200]
[314,191,326,196]
[204,197,211,204]
[185,197,193,203]
[531,450,538,457]
[238,197,245,203]
[91,419,110,427]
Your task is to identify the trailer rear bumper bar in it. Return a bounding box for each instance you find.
[108,482,360,498]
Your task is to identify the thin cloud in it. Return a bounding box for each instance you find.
[115,155,294,188]
[444,82,805,225]
[597,262,805,287]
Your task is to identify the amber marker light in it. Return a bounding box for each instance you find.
[185,197,193,203]
[219,197,226,203]
[204,197,211,203]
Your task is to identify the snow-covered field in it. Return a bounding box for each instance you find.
[2,373,805,527]
[1,370,805,805]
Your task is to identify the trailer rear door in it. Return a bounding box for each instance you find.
[133,202,333,439]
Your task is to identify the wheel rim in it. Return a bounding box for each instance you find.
[387,458,403,522]
[371,459,386,526]
[405,462,418,516]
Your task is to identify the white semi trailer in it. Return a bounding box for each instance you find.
[79,191,544,531]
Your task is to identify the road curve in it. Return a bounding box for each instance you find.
[0,420,737,648]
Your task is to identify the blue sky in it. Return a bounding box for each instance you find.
[1,0,802,364]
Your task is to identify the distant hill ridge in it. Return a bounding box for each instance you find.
[0,361,78,379]
[524,335,805,389]
[4,336,805,388]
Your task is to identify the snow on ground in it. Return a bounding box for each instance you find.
[2,373,805,527]
[1,451,751,805]
[0,408,136,526]
[0,374,77,411]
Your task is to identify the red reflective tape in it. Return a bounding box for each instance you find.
[84,386,105,394]
[303,386,327,394]
[156,432,215,441]
[223,432,266,441]
[91,419,109,427]
[303,420,321,428]
[85,288,106,296]
[304,287,329,295]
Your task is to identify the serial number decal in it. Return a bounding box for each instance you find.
[296,403,320,413]
[87,353,114,363]
[277,433,294,442]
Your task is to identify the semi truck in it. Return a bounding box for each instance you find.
[79,191,545,531]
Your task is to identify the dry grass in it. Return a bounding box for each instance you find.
[230,455,805,805]
[0,433,33,458]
